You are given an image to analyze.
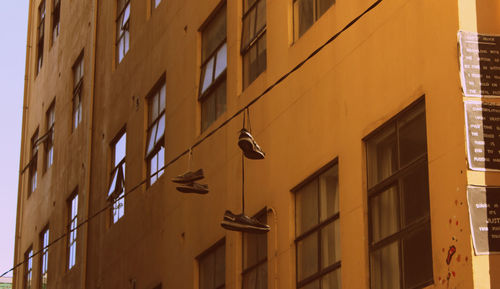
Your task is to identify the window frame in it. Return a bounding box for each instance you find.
[241,0,267,88]
[364,98,433,289]
[292,0,335,41]
[67,191,78,270]
[28,129,39,196]
[116,0,131,64]
[72,52,84,131]
[198,1,227,132]
[197,238,226,289]
[51,0,60,44]
[24,247,33,289]
[37,0,46,75]
[145,77,166,186]
[40,226,49,289]
[109,129,126,223]
[292,159,341,289]
[45,101,55,171]
[242,208,268,289]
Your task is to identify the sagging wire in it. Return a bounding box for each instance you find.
[2,0,383,278]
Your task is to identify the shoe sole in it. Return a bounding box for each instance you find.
[176,186,208,194]
[238,138,265,160]
[171,174,204,184]
[221,220,269,234]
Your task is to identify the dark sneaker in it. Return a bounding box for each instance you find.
[172,168,204,183]
[238,129,265,160]
[220,210,270,234]
[176,182,209,194]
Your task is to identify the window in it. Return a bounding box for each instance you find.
[109,131,126,223]
[29,130,39,196]
[199,240,225,289]
[68,192,78,269]
[294,162,341,289]
[293,0,334,40]
[24,247,33,289]
[73,54,84,130]
[365,99,432,289]
[52,0,60,43]
[37,0,46,74]
[241,0,266,88]
[146,81,165,186]
[45,102,55,170]
[152,0,161,9]
[199,3,227,131]
[242,211,268,289]
[116,0,130,63]
[40,227,49,289]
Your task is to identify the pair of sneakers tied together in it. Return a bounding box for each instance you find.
[172,168,209,194]
[220,126,270,234]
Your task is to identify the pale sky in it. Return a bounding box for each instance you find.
[0,1,29,277]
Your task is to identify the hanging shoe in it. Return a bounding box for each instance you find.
[172,168,204,183]
[176,182,209,194]
[220,210,270,234]
[238,129,265,160]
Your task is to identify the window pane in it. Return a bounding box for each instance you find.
[201,58,214,94]
[366,124,397,187]
[296,179,319,235]
[255,0,266,33]
[122,4,130,27]
[159,84,166,112]
[147,123,157,155]
[156,115,165,143]
[244,0,257,12]
[294,0,314,39]
[370,186,399,243]
[115,133,126,165]
[151,93,159,121]
[370,241,399,289]
[242,264,268,289]
[321,269,341,289]
[297,232,318,281]
[257,34,267,74]
[402,164,429,226]
[215,79,227,119]
[403,224,433,288]
[157,146,165,177]
[242,9,256,49]
[244,214,268,268]
[202,5,226,62]
[300,279,320,289]
[398,104,427,167]
[243,269,257,289]
[200,253,215,289]
[201,93,216,131]
[108,168,119,197]
[215,43,227,80]
[317,0,335,18]
[319,165,339,221]
[321,220,341,268]
[150,154,158,184]
[215,245,225,288]
[243,48,252,88]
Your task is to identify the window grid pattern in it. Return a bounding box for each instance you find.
[68,193,78,269]
[37,0,46,74]
[52,0,60,43]
[199,240,225,289]
[46,103,55,170]
[242,211,268,289]
[293,0,334,40]
[199,4,227,131]
[24,248,33,289]
[116,0,130,63]
[294,163,341,289]
[366,100,433,289]
[241,0,266,88]
[146,83,166,186]
[109,132,126,223]
[73,55,84,130]
[29,130,39,196]
[41,228,49,289]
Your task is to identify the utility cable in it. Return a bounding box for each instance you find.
[2,0,382,278]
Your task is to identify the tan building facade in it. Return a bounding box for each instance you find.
[13,0,500,289]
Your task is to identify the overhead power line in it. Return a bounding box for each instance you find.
[2,0,382,278]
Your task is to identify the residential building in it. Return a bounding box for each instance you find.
[13,0,500,289]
